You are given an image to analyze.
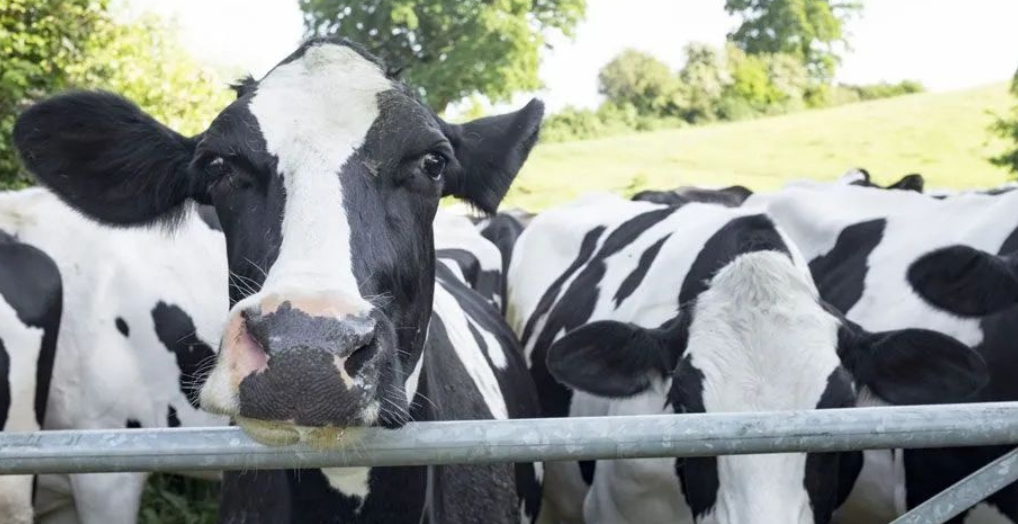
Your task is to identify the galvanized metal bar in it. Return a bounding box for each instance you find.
[3,402,1018,475]
[891,446,1018,524]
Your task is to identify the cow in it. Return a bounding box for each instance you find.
[631,185,753,207]
[0,188,227,524]
[838,168,925,192]
[434,210,504,310]
[475,211,532,314]
[0,228,62,524]
[746,182,1018,522]
[505,192,986,524]
[15,37,544,524]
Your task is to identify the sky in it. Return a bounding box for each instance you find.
[127,0,1018,113]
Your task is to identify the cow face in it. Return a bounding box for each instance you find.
[547,251,987,524]
[14,38,543,443]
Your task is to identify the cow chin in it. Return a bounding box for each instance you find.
[234,416,373,448]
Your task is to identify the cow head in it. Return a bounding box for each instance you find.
[547,251,986,524]
[14,38,543,444]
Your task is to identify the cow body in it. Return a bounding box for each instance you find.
[747,183,1018,522]
[0,188,227,524]
[0,227,61,524]
[435,211,505,310]
[508,193,985,524]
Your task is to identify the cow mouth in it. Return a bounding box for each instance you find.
[236,416,372,448]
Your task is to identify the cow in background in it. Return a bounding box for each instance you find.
[506,193,985,524]
[0,229,61,524]
[747,182,1018,522]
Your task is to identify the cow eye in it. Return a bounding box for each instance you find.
[205,156,231,179]
[420,152,447,180]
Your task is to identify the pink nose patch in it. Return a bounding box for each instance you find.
[225,316,269,383]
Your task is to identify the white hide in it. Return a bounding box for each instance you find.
[0,292,45,524]
[0,188,228,524]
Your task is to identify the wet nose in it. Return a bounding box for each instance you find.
[242,300,376,360]
[234,300,385,426]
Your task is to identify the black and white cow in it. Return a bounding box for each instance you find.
[787,169,926,193]
[0,227,61,524]
[15,38,544,523]
[746,183,1018,522]
[631,185,753,207]
[0,188,227,524]
[435,211,505,310]
[476,211,532,314]
[506,192,987,524]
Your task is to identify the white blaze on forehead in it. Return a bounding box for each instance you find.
[247,43,392,306]
[687,251,842,524]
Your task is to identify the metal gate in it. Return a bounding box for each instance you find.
[4,402,1018,523]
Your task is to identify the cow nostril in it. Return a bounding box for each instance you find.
[344,339,378,378]
[241,307,271,353]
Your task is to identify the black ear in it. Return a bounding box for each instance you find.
[847,327,988,405]
[13,91,207,226]
[546,320,680,398]
[443,99,544,214]
[888,173,924,192]
[908,245,1018,317]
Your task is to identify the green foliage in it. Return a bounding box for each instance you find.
[724,0,861,80]
[548,42,921,144]
[0,1,231,189]
[677,43,729,123]
[598,49,685,117]
[140,474,219,524]
[991,68,1018,175]
[299,0,587,111]
[69,15,232,136]
[1,0,109,188]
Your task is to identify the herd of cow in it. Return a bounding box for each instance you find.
[0,37,1016,524]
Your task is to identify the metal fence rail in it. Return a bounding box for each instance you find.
[890,447,1018,524]
[3,402,1018,475]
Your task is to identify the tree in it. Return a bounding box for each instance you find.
[1,0,109,187]
[724,0,861,81]
[598,49,685,117]
[299,0,587,112]
[678,43,730,123]
[69,14,232,136]
[992,68,1018,176]
[0,1,231,188]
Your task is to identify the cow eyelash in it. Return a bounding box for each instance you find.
[204,156,232,179]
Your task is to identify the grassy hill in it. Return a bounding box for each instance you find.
[506,83,1015,210]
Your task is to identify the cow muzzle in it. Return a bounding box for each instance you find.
[200,296,393,445]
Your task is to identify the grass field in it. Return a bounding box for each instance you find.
[505,83,1015,210]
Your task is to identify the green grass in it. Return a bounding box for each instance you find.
[506,83,1015,210]
[140,475,219,524]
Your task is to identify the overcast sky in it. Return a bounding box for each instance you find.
[128,0,1018,112]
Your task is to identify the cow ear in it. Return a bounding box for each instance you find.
[843,327,988,405]
[546,319,683,398]
[888,173,924,192]
[908,245,1018,317]
[443,99,544,214]
[13,91,208,227]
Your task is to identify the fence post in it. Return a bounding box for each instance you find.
[890,447,1018,524]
